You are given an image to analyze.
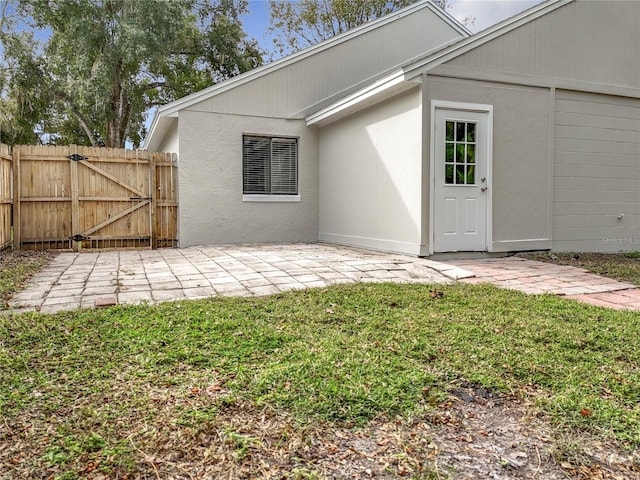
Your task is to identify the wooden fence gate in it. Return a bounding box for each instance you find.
[2,144,177,251]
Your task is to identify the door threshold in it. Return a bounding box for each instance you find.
[426,251,511,261]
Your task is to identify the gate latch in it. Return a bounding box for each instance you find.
[71,234,87,242]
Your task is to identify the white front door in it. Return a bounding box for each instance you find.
[433,107,491,252]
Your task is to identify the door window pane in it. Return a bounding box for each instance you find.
[444,120,477,185]
[446,143,454,162]
[466,124,475,142]
[445,164,454,184]
[446,121,454,141]
[466,164,475,184]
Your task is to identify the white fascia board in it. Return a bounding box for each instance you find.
[143,108,162,150]
[428,0,472,37]
[155,0,469,119]
[144,113,177,151]
[305,70,408,126]
[403,0,573,80]
[304,0,573,127]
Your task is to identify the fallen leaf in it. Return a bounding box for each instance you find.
[580,408,592,417]
[325,443,339,454]
[430,288,444,298]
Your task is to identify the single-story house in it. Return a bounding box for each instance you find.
[145,0,640,256]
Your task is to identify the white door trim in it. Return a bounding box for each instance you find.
[429,100,494,255]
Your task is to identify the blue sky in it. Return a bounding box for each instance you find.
[241,0,544,54]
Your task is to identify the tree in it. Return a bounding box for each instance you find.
[0,0,262,148]
[268,0,460,57]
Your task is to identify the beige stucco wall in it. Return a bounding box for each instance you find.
[426,76,552,252]
[177,110,318,246]
[318,87,423,255]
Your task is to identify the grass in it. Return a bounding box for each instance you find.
[522,251,640,287]
[1,282,639,478]
[0,250,54,307]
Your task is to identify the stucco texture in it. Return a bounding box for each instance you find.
[177,110,318,247]
[318,88,424,255]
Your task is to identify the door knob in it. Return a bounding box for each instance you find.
[481,187,488,192]
[481,177,486,182]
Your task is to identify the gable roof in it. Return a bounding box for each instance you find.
[307,0,574,126]
[144,0,470,150]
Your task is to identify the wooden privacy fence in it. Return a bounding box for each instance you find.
[0,144,178,251]
[0,144,12,250]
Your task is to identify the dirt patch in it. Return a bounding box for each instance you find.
[5,389,637,479]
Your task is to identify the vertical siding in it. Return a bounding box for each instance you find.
[190,7,463,118]
[446,0,640,89]
[553,90,640,251]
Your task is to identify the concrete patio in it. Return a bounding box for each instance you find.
[8,243,460,314]
[6,244,640,314]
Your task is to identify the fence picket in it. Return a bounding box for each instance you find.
[0,143,177,251]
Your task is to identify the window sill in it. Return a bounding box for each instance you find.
[242,194,301,203]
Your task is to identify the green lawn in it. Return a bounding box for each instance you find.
[0,250,53,307]
[522,251,640,287]
[1,282,639,478]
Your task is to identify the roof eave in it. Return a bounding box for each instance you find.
[304,0,575,128]
[403,0,574,80]
[153,0,470,119]
[305,70,418,126]
[143,110,177,151]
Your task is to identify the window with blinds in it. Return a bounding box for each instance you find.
[242,136,298,195]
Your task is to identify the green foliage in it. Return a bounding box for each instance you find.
[0,0,262,147]
[268,0,418,56]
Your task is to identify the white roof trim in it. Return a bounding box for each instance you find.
[161,0,467,117]
[305,70,407,126]
[143,0,469,149]
[403,0,573,79]
[302,0,573,127]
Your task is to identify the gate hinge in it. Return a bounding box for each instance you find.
[67,154,88,161]
[71,234,87,242]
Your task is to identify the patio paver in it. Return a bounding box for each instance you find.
[8,247,639,314]
[445,256,640,311]
[8,243,451,313]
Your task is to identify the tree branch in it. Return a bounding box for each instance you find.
[70,109,99,147]
[141,81,166,91]
[52,90,99,146]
